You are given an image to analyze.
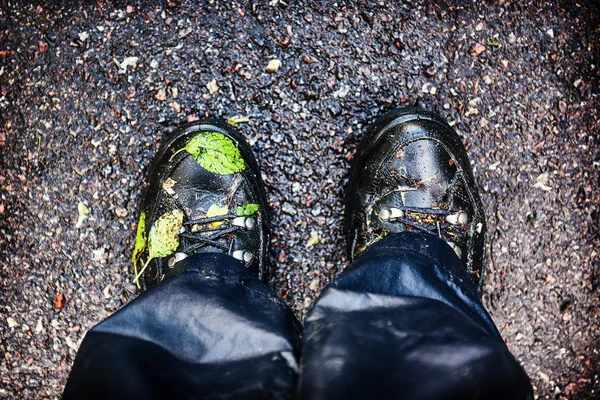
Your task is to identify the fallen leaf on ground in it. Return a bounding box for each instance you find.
[117,56,138,73]
[38,40,48,53]
[155,88,167,101]
[54,294,66,309]
[309,278,320,291]
[227,115,250,127]
[75,202,89,228]
[486,37,500,47]
[206,79,219,94]
[470,43,486,57]
[306,230,321,248]
[533,173,552,191]
[303,55,318,64]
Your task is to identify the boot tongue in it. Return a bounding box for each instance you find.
[167,157,240,255]
[385,139,456,209]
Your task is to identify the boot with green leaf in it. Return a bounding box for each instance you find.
[131,120,270,290]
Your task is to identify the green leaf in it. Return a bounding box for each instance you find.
[132,211,147,287]
[235,203,260,216]
[486,36,500,47]
[133,209,183,286]
[183,132,247,175]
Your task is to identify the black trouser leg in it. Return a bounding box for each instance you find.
[63,253,302,400]
[298,231,533,400]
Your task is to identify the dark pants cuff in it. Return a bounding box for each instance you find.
[63,253,302,400]
[299,232,533,400]
[64,234,533,400]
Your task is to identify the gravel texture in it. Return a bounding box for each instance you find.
[1,1,599,398]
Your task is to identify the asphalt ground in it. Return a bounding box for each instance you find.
[0,0,599,398]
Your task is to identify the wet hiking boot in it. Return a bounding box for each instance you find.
[345,107,487,290]
[131,120,270,291]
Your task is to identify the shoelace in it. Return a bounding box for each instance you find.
[180,214,240,253]
[377,205,469,256]
[380,206,453,235]
[176,213,256,268]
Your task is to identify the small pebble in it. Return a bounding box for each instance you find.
[266,59,282,73]
[282,202,297,215]
[6,317,18,328]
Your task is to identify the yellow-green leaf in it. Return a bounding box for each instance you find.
[235,203,260,216]
[486,36,500,47]
[132,211,147,263]
[75,202,89,229]
[206,204,229,227]
[131,211,148,289]
[182,132,247,175]
[227,115,250,127]
[306,230,321,249]
[133,209,184,286]
[148,209,184,259]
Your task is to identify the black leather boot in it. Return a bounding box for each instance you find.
[131,120,270,290]
[345,107,487,290]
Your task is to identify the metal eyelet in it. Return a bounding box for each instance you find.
[232,250,253,263]
[379,207,405,222]
[446,211,468,226]
[232,216,256,229]
[167,252,188,268]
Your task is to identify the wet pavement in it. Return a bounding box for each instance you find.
[1,1,599,398]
